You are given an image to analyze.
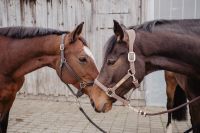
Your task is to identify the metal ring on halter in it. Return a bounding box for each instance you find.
[63,58,66,62]
[60,43,65,50]
[128,69,136,78]
[106,88,114,97]
[80,81,87,89]
[127,69,139,88]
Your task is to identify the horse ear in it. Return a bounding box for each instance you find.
[70,22,84,42]
[113,20,125,41]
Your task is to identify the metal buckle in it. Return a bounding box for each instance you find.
[60,43,65,51]
[127,69,140,88]
[80,82,87,89]
[128,69,132,75]
[128,52,135,62]
[60,58,66,67]
[106,88,114,97]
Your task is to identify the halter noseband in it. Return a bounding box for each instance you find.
[94,29,140,106]
[59,34,94,97]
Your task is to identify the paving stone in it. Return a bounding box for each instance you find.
[7,98,191,133]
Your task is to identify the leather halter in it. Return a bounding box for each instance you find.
[59,34,106,133]
[94,29,140,106]
[59,34,94,97]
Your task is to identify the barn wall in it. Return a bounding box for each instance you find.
[0,0,144,100]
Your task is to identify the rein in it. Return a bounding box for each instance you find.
[59,34,106,133]
[94,29,200,117]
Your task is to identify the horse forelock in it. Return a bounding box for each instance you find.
[130,19,171,32]
[79,37,88,47]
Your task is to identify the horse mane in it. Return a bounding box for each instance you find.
[103,20,169,59]
[104,19,200,60]
[129,19,171,32]
[0,26,69,39]
[130,19,200,32]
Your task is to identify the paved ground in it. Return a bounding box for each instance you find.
[7,98,191,133]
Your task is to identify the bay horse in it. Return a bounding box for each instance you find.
[0,23,98,133]
[165,71,187,131]
[90,20,200,132]
[133,19,200,132]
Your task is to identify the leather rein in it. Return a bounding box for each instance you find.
[94,29,200,117]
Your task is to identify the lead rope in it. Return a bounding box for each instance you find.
[138,95,200,116]
[65,84,107,133]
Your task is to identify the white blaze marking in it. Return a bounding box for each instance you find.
[84,46,96,62]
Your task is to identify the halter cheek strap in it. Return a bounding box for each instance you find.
[127,30,140,88]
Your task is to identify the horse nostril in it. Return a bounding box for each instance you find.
[95,108,101,113]
[90,99,101,113]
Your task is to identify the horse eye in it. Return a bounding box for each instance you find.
[79,56,87,63]
[107,59,116,65]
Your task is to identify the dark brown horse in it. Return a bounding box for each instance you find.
[90,20,200,132]
[133,19,200,132]
[0,23,98,132]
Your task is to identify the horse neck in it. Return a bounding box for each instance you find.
[152,19,200,35]
[136,31,200,78]
[1,35,61,79]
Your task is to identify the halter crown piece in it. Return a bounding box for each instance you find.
[94,29,141,107]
